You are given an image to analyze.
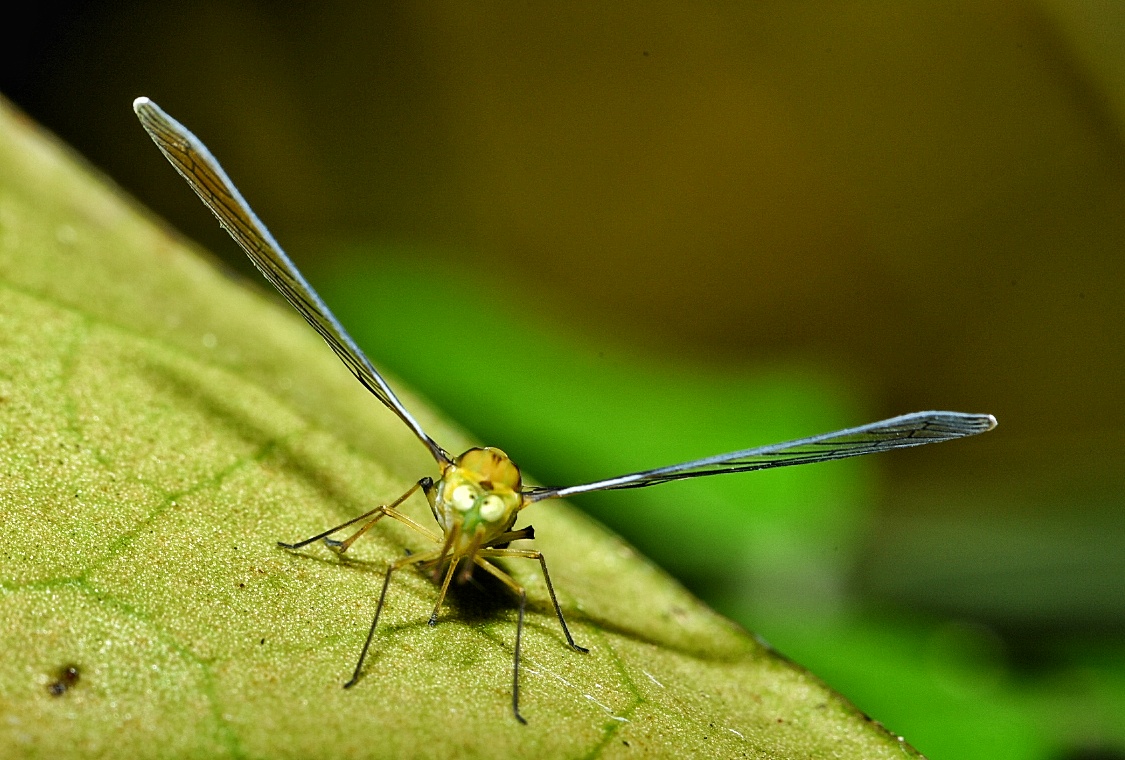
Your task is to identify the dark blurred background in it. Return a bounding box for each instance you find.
[4,2,1123,757]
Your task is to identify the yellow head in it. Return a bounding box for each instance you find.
[435,447,524,539]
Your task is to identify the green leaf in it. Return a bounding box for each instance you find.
[0,96,921,759]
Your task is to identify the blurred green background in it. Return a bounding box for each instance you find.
[3,2,1124,757]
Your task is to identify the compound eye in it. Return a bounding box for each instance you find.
[450,484,476,512]
[479,494,506,522]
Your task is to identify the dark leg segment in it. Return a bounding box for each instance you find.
[344,564,396,689]
[473,549,588,724]
[278,506,381,550]
[513,588,527,724]
[535,553,588,653]
[344,549,438,689]
[478,548,588,653]
[278,478,435,551]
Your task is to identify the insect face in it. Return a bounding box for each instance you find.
[436,447,523,540]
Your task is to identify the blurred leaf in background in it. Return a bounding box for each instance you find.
[3,1,1125,758]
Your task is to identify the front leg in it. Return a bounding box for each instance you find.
[277,477,436,551]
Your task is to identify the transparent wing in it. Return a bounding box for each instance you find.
[523,411,996,502]
[134,97,451,466]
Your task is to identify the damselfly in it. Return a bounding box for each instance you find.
[133,96,996,723]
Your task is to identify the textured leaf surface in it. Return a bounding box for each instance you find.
[0,97,921,759]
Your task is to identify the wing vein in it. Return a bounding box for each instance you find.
[134,98,450,466]
[524,411,996,501]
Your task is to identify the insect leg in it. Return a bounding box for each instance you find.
[334,479,438,550]
[514,587,527,724]
[488,526,535,549]
[278,478,433,551]
[357,505,441,546]
[277,506,383,550]
[457,526,486,584]
[472,558,530,723]
[479,549,588,653]
[345,548,440,689]
[322,513,388,553]
[329,479,437,551]
[429,520,460,583]
[429,555,460,626]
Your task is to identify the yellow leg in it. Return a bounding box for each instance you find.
[323,511,386,553]
[471,558,529,723]
[429,556,460,626]
[457,526,486,584]
[427,520,460,582]
[277,478,438,551]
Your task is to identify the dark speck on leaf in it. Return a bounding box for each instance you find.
[47,664,80,696]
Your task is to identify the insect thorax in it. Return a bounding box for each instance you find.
[434,447,523,543]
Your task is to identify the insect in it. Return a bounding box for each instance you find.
[133,96,996,723]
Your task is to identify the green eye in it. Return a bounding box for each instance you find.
[450,484,476,512]
[479,495,506,522]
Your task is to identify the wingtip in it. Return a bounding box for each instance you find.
[132,96,151,114]
[933,410,997,434]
